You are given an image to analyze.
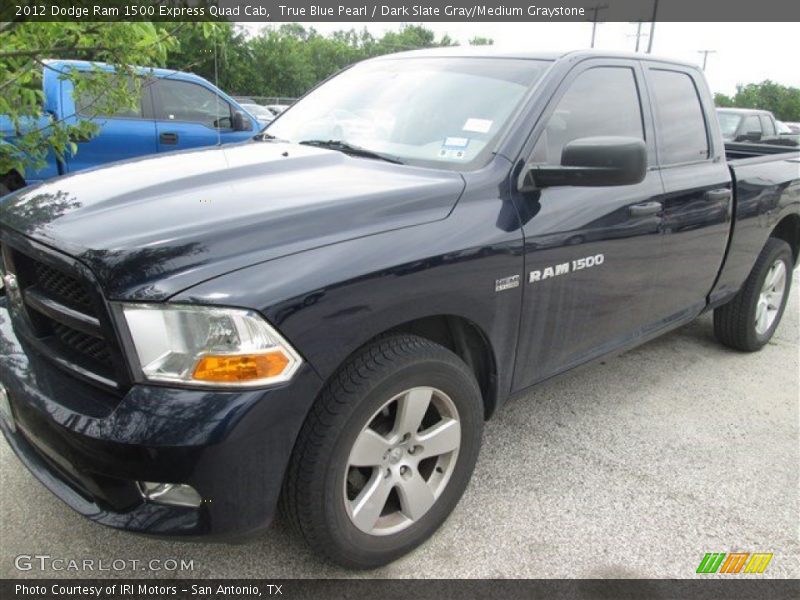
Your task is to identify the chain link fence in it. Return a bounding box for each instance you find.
[231,96,297,107]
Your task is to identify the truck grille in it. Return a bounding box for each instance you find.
[35,262,95,312]
[52,322,115,368]
[2,242,127,393]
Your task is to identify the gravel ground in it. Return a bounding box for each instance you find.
[1,271,798,579]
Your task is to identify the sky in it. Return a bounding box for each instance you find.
[240,21,799,96]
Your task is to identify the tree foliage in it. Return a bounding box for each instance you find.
[714,80,800,122]
[0,21,179,178]
[469,36,495,46]
[1,21,457,179]
[159,23,457,98]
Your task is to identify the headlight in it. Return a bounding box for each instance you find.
[120,304,302,387]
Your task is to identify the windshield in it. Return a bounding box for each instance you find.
[266,57,551,168]
[717,112,742,139]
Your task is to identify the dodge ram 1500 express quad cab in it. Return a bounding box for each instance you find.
[0,49,798,569]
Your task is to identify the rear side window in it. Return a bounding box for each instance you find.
[649,70,709,165]
[531,67,644,165]
[74,73,146,119]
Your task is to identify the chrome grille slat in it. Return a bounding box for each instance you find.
[23,287,103,337]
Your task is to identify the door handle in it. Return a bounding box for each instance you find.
[159,132,178,145]
[629,201,662,217]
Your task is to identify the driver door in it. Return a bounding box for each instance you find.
[511,59,666,390]
[151,79,241,152]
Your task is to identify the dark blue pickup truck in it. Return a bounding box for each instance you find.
[0,49,798,569]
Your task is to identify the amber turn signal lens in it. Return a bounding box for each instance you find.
[192,352,290,383]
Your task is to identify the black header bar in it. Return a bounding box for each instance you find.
[3,0,800,23]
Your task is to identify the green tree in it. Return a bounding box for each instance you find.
[714,92,734,108]
[158,23,254,96]
[189,24,457,98]
[0,21,177,182]
[469,36,495,46]
[715,81,800,121]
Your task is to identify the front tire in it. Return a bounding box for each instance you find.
[281,334,484,569]
[714,237,793,351]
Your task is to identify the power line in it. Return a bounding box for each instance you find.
[586,3,609,48]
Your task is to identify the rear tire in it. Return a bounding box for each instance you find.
[714,237,793,351]
[280,334,483,569]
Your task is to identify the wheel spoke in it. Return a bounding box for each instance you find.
[763,262,786,293]
[416,418,460,460]
[349,428,392,467]
[350,472,394,531]
[772,264,786,294]
[394,388,432,435]
[396,471,435,521]
[756,302,770,333]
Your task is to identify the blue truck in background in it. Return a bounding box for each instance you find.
[0,60,260,193]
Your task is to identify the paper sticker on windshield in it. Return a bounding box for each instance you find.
[443,137,469,148]
[439,137,469,159]
[463,118,493,133]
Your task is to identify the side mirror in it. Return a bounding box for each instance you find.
[518,136,647,191]
[232,111,253,132]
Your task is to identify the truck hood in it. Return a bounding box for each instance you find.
[0,142,464,300]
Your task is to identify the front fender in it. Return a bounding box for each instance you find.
[172,198,525,407]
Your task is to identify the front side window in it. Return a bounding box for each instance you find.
[530,66,644,165]
[266,58,551,169]
[649,69,709,165]
[153,80,233,129]
[717,112,742,140]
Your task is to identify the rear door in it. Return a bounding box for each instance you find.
[62,74,157,173]
[643,64,732,323]
[151,79,250,152]
[512,59,665,389]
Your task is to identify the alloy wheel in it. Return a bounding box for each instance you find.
[755,259,787,335]
[343,386,461,536]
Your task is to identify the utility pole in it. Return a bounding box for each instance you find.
[647,0,659,53]
[628,22,648,52]
[586,3,609,48]
[697,49,716,70]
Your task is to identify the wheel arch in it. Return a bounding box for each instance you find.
[317,314,500,421]
[771,213,800,266]
[383,315,499,420]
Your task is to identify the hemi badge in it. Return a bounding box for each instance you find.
[495,275,520,292]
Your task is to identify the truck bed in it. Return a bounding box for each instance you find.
[725,141,800,162]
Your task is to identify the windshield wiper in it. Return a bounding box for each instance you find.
[257,132,287,142]
[299,139,404,164]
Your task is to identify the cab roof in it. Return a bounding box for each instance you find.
[371,47,699,69]
[41,59,209,85]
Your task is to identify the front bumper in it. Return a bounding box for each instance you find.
[0,301,323,539]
